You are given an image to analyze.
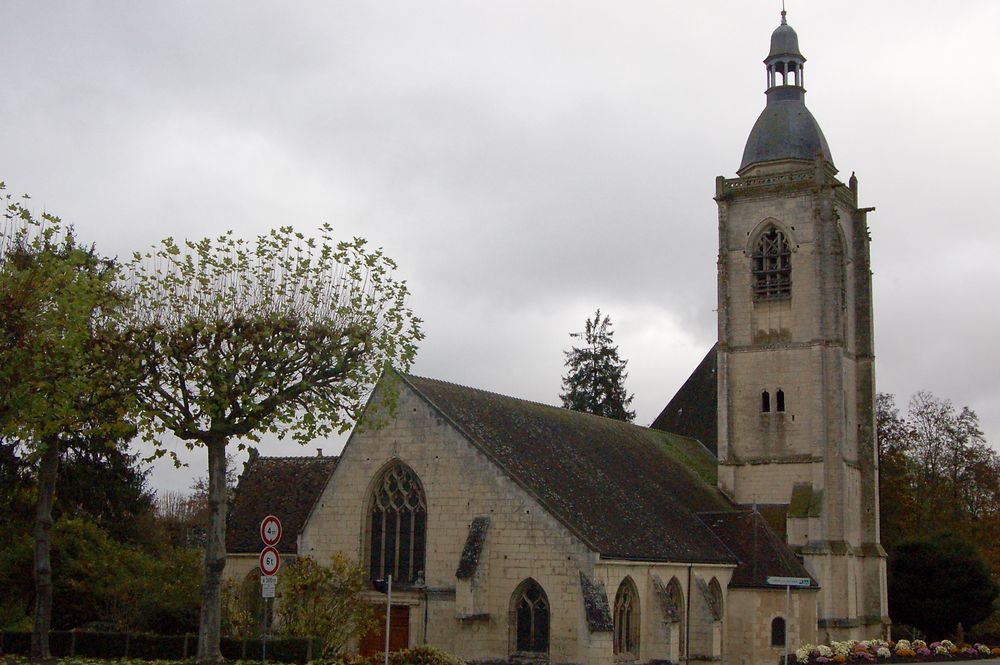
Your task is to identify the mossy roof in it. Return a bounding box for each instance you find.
[700,510,818,589]
[226,454,338,554]
[400,373,737,564]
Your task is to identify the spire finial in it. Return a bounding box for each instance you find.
[781,0,787,24]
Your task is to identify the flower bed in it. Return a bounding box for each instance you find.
[792,639,1000,664]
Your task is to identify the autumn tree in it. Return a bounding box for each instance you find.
[276,553,376,656]
[0,189,135,656]
[123,225,422,662]
[877,390,1000,636]
[560,308,635,422]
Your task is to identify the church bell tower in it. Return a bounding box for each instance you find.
[714,11,889,641]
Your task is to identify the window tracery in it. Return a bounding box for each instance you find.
[753,227,792,300]
[614,577,639,658]
[368,462,427,585]
[512,579,550,655]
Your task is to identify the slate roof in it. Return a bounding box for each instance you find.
[400,373,738,564]
[226,453,338,554]
[651,344,719,456]
[699,510,817,589]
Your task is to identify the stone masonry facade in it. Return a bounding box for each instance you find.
[715,159,888,642]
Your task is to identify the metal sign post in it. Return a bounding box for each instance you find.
[259,516,282,665]
[767,576,812,665]
[766,576,811,665]
[384,574,393,665]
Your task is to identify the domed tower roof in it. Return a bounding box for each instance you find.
[739,11,834,174]
[768,13,802,59]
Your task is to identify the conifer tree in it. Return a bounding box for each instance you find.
[560,309,635,422]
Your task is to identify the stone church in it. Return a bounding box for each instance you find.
[225,12,889,665]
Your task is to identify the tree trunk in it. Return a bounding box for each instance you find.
[197,437,229,663]
[32,437,60,659]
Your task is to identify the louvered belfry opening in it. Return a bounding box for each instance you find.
[752,227,792,300]
[369,462,427,585]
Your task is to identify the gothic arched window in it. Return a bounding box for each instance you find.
[512,579,550,655]
[614,577,640,658]
[666,577,685,654]
[368,462,427,585]
[753,227,791,300]
[761,391,771,413]
[776,389,785,412]
[771,617,786,647]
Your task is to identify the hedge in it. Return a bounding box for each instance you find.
[0,631,320,663]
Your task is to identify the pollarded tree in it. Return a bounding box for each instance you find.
[560,309,635,422]
[123,225,422,662]
[0,189,135,657]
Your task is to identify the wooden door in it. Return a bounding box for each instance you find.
[359,605,410,655]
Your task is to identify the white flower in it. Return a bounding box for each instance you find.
[796,648,810,664]
[818,646,833,658]
[877,647,891,659]
[976,644,990,655]
[894,640,911,653]
[941,640,955,649]
[935,646,949,655]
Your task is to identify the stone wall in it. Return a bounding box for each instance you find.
[726,587,817,665]
[300,381,600,664]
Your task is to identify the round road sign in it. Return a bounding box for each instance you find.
[260,515,282,546]
[259,546,281,576]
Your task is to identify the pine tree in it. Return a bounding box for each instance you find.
[560,309,635,422]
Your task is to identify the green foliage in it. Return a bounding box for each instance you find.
[311,645,468,665]
[221,573,267,639]
[0,518,201,633]
[122,224,421,660]
[888,535,999,638]
[0,184,135,448]
[124,225,423,448]
[275,553,376,657]
[560,308,635,422]
[878,391,1000,635]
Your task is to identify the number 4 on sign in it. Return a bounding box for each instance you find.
[261,515,282,546]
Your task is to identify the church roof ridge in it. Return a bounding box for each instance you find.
[401,371,693,434]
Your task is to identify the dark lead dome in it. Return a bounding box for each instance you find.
[740,89,833,171]
[739,11,834,173]
[768,19,801,59]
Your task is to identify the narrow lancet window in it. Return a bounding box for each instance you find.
[776,389,785,412]
[762,391,771,413]
[753,227,792,300]
[614,577,640,657]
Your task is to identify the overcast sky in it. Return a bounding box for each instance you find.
[3,2,999,494]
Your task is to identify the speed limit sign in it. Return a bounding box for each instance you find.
[259,546,281,576]
[260,515,282,546]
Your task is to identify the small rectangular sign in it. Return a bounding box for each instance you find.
[261,575,277,598]
[766,576,811,587]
